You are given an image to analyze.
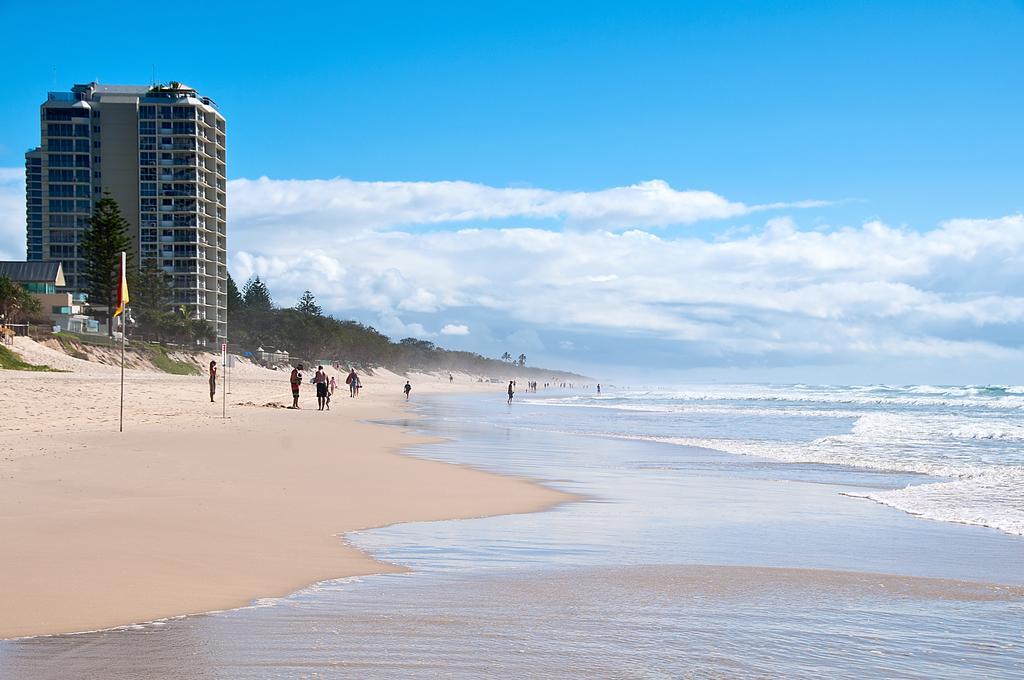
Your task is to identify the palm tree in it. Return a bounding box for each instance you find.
[517,353,527,367]
[501,352,512,362]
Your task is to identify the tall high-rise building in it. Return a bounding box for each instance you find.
[26,81,228,340]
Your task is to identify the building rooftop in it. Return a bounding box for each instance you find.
[86,83,152,95]
[47,81,220,111]
[0,261,66,286]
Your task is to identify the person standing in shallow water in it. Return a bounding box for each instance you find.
[290,364,304,409]
[404,381,412,400]
[209,360,217,402]
[507,380,514,404]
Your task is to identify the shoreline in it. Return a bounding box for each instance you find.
[0,354,575,640]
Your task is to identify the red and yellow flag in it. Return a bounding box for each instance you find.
[112,251,130,318]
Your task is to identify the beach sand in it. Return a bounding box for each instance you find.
[0,339,571,639]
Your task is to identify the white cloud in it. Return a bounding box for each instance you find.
[227,176,826,233]
[375,314,434,339]
[3,162,1020,372]
[230,213,1024,365]
[0,168,25,261]
[440,324,470,336]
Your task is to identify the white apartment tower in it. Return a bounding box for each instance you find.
[26,81,228,340]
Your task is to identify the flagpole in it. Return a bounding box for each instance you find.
[115,250,129,433]
[119,308,125,432]
[222,340,227,419]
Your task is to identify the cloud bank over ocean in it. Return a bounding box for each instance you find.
[2,168,1021,378]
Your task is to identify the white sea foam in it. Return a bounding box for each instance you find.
[525,384,1024,537]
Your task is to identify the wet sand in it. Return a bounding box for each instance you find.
[0,350,571,639]
[2,390,1023,677]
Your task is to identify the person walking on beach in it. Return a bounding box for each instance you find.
[507,380,515,404]
[290,364,304,409]
[315,365,328,411]
[209,360,217,403]
[329,376,337,396]
[404,381,412,400]
[347,368,358,397]
[354,374,362,397]
[597,384,601,394]
[449,373,453,384]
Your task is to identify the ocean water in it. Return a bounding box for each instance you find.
[516,384,1024,536]
[2,387,1023,678]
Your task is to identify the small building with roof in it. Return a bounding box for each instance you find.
[0,260,98,332]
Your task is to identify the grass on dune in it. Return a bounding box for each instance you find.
[0,344,60,372]
[145,345,200,375]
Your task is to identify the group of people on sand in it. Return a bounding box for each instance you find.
[209,360,557,410]
[280,365,369,409]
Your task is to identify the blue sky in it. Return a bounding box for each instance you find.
[1,1,1023,381]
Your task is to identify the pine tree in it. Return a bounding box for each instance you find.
[241,275,273,311]
[80,196,132,335]
[226,272,243,313]
[133,259,175,340]
[295,290,322,316]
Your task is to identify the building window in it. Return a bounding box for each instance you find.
[48,154,74,167]
[49,214,75,227]
[141,183,157,196]
[75,155,91,168]
[24,282,55,294]
[48,169,74,182]
[74,124,89,137]
[140,106,155,119]
[47,123,73,136]
[48,139,74,152]
[75,139,90,152]
[140,152,156,166]
[139,121,156,134]
[49,184,75,197]
[49,245,78,258]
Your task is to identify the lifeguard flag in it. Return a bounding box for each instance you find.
[112,251,129,318]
